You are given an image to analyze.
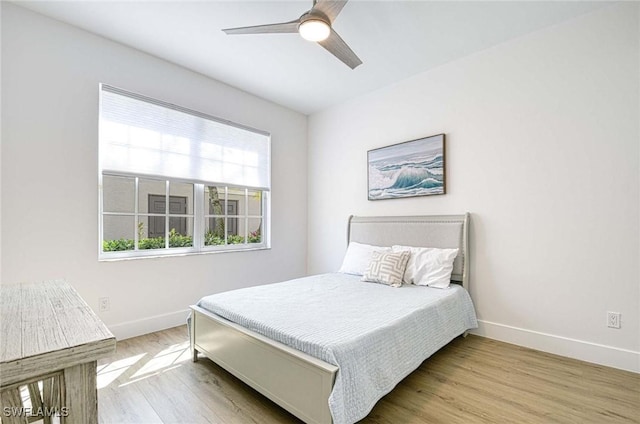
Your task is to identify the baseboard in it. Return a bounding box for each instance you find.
[107,309,190,340]
[472,320,639,373]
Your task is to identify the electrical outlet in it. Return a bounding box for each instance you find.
[99,297,110,312]
[607,312,621,329]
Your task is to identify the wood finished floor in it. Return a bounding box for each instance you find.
[97,326,639,424]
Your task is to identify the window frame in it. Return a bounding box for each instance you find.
[99,172,270,260]
[98,84,271,261]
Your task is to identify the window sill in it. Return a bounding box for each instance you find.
[98,245,270,262]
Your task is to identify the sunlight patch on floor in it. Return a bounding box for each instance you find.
[97,353,147,389]
[130,341,190,380]
[95,340,192,389]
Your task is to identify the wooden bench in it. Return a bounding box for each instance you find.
[0,280,116,424]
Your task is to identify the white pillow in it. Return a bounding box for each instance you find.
[392,245,459,288]
[338,242,391,275]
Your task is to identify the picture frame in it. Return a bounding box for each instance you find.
[367,133,445,200]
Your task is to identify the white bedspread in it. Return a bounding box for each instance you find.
[196,273,477,424]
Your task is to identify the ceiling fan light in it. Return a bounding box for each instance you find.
[299,19,330,42]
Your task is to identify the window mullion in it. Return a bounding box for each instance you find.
[244,188,249,244]
[224,186,228,245]
[165,180,170,249]
[134,177,139,251]
[193,184,204,251]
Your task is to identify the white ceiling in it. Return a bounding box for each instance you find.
[14,1,607,114]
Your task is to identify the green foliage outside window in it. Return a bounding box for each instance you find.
[104,228,261,251]
[204,229,261,246]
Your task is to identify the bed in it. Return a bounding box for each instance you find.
[189,214,476,424]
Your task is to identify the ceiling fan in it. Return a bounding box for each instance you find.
[222,0,362,69]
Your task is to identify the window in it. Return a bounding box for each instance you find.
[99,85,270,259]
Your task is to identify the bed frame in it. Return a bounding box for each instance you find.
[190,214,470,424]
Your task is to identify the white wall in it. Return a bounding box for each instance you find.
[1,3,308,339]
[308,4,639,372]
[0,3,3,282]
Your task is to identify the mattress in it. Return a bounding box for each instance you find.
[196,272,477,424]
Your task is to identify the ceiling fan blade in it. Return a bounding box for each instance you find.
[223,20,300,35]
[318,28,362,69]
[312,0,348,23]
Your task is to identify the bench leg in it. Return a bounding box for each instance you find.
[0,387,28,424]
[61,362,97,424]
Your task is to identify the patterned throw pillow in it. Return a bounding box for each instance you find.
[361,250,410,288]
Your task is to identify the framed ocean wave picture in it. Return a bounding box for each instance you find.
[367,134,445,200]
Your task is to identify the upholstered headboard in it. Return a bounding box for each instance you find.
[347,214,470,290]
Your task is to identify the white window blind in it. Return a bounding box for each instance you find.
[99,85,271,189]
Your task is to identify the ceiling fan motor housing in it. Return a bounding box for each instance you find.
[298,11,331,41]
[299,10,331,26]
